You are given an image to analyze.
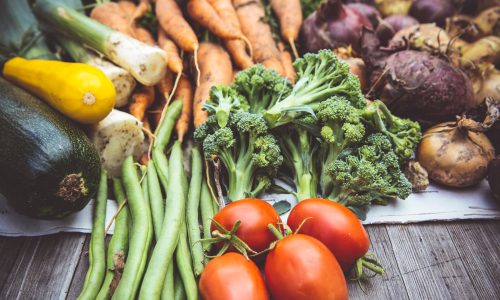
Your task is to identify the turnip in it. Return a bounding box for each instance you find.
[410,0,455,27]
[346,3,381,27]
[376,15,419,44]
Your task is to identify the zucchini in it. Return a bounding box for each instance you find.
[0,77,101,219]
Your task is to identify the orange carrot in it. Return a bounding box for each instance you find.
[151,72,174,127]
[187,0,242,41]
[193,42,233,127]
[134,26,156,45]
[174,75,194,141]
[90,2,136,37]
[233,0,285,75]
[158,27,183,74]
[270,0,302,59]
[225,40,254,69]
[280,49,296,83]
[156,0,199,52]
[117,0,136,17]
[129,85,155,121]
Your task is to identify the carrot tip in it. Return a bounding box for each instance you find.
[194,46,201,87]
[241,35,254,59]
[289,37,299,60]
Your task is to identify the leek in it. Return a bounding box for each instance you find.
[58,37,136,108]
[33,0,167,86]
[0,0,56,61]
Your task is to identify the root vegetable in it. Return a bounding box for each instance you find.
[376,15,419,44]
[474,6,500,36]
[388,23,451,53]
[347,2,381,27]
[409,0,455,27]
[459,36,500,67]
[374,0,413,17]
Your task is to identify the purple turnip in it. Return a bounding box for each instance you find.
[410,0,455,27]
[300,0,372,53]
[346,3,381,27]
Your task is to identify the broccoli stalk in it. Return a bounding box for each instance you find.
[278,123,319,201]
[194,112,283,201]
[263,50,366,128]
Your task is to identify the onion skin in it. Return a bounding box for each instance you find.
[389,23,451,53]
[372,50,475,125]
[418,122,495,187]
[300,0,373,53]
[410,0,455,27]
[488,156,500,201]
[470,64,500,108]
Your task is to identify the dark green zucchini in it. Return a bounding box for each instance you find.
[0,77,101,219]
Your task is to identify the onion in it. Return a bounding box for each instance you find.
[376,15,419,44]
[473,7,500,37]
[488,155,500,201]
[389,23,451,53]
[369,50,475,125]
[469,64,500,107]
[300,0,373,53]
[418,117,496,187]
[459,0,500,15]
[346,3,381,27]
[410,0,455,27]
[374,0,413,17]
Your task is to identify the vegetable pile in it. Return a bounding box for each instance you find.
[0,0,499,298]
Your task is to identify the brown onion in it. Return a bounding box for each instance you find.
[418,116,496,187]
[469,64,500,107]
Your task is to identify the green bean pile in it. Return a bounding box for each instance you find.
[78,100,218,300]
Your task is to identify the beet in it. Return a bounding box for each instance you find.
[346,3,381,27]
[300,0,373,53]
[369,50,475,125]
[376,15,419,44]
[488,156,500,201]
[409,0,455,27]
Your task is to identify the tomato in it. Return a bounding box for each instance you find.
[212,198,281,254]
[264,234,348,300]
[199,252,269,300]
[287,198,370,271]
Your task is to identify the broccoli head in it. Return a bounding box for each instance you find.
[203,85,249,127]
[194,111,283,201]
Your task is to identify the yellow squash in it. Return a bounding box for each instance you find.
[3,57,116,124]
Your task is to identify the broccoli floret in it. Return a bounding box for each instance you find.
[232,64,292,113]
[263,50,366,128]
[326,133,413,220]
[203,85,249,127]
[194,111,283,201]
[362,100,421,162]
[316,96,367,196]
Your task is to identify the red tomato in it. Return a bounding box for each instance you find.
[287,198,370,271]
[199,252,269,300]
[264,234,348,300]
[212,198,281,253]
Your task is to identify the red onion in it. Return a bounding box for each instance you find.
[376,15,419,44]
[300,0,373,53]
[346,3,381,27]
[410,0,455,27]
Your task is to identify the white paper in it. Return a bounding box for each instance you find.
[1,180,499,236]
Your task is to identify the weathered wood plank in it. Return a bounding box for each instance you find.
[447,221,500,299]
[0,236,26,289]
[348,225,409,299]
[66,235,90,300]
[387,224,479,300]
[0,233,85,300]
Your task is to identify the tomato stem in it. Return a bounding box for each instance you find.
[267,224,284,240]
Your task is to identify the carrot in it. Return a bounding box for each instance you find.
[156,0,199,52]
[187,0,244,42]
[280,49,295,83]
[226,40,254,69]
[129,85,155,121]
[151,72,174,127]
[134,26,156,45]
[90,2,136,37]
[174,75,194,141]
[132,0,150,23]
[193,42,233,127]
[117,0,136,17]
[270,0,302,59]
[158,27,183,74]
[233,0,285,75]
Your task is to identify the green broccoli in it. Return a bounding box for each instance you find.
[203,85,249,127]
[194,112,283,201]
[263,50,366,128]
[326,133,413,219]
[362,100,422,162]
[276,115,320,201]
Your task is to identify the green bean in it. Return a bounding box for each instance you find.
[186,148,204,276]
[96,178,130,300]
[112,157,153,300]
[139,141,185,300]
[78,170,108,300]
[175,221,198,300]
[200,180,216,252]
[160,261,175,300]
[148,163,165,240]
[173,268,186,300]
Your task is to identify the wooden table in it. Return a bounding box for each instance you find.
[1,220,499,299]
